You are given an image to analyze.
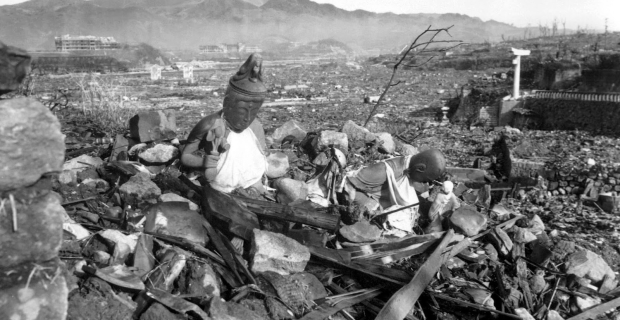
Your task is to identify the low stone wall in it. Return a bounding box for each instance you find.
[524,96,620,135]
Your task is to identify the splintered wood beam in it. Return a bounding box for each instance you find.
[375,229,455,320]
[231,195,341,232]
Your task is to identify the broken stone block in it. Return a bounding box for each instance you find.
[0,41,31,95]
[144,202,209,246]
[250,229,310,275]
[574,295,602,312]
[375,132,395,154]
[159,193,199,211]
[546,310,565,320]
[0,263,68,320]
[528,214,545,235]
[341,120,375,143]
[290,272,327,301]
[271,120,307,143]
[339,220,383,243]
[129,110,177,143]
[275,178,308,205]
[0,192,64,268]
[449,206,487,237]
[514,308,535,320]
[138,144,179,163]
[313,130,348,154]
[599,274,618,294]
[565,249,616,283]
[0,98,65,191]
[59,155,104,185]
[119,172,161,206]
[266,152,290,179]
[110,134,130,161]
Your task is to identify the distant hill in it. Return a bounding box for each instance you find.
[0,0,536,52]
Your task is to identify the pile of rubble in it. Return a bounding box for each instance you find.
[2,92,620,320]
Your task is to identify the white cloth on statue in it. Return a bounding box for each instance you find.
[383,155,419,232]
[211,128,267,193]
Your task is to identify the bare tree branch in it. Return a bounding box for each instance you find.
[363,25,464,127]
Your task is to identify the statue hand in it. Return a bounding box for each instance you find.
[204,154,220,169]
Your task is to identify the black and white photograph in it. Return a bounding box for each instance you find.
[1,0,620,319]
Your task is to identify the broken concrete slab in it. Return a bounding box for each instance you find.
[449,206,487,237]
[266,152,290,179]
[0,98,65,191]
[339,220,383,243]
[144,202,209,246]
[129,110,177,143]
[565,249,616,283]
[271,119,307,143]
[138,144,179,163]
[250,229,310,275]
[119,172,161,206]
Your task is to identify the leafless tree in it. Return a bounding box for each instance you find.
[363,25,463,126]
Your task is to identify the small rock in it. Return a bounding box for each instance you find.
[266,152,290,178]
[144,202,209,246]
[0,98,65,191]
[129,110,177,143]
[98,229,139,265]
[138,144,179,163]
[313,130,348,154]
[209,298,269,320]
[463,288,494,309]
[339,220,382,243]
[93,251,111,264]
[289,273,327,300]
[81,178,109,190]
[159,193,198,211]
[271,120,307,143]
[530,271,546,294]
[396,141,419,156]
[181,260,221,299]
[547,310,565,320]
[599,274,618,294]
[528,214,545,235]
[375,132,395,154]
[514,308,535,320]
[574,295,602,311]
[484,243,498,261]
[449,206,487,236]
[445,256,467,269]
[119,172,161,206]
[250,229,310,275]
[275,178,308,205]
[565,249,616,283]
[341,120,375,143]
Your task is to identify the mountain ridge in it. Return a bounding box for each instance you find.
[0,0,530,51]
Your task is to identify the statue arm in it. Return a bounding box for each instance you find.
[249,118,267,153]
[181,114,219,168]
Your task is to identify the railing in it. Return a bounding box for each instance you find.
[529,90,620,102]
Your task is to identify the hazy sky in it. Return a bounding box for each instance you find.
[0,0,617,31]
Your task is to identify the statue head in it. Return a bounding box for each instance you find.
[407,149,447,183]
[222,54,267,132]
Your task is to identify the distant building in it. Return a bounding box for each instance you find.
[199,42,262,54]
[55,35,120,51]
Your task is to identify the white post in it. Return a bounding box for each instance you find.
[511,48,530,99]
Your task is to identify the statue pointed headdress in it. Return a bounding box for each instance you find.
[227,53,267,98]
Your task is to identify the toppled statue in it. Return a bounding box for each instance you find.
[339,149,447,212]
[181,54,268,193]
[425,180,460,233]
[0,41,31,95]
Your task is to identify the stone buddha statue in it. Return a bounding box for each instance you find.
[181,54,268,193]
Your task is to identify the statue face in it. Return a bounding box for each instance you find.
[407,149,447,183]
[223,95,263,132]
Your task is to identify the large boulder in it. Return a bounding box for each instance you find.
[144,202,209,246]
[341,120,375,143]
[250,229,310,275]
[0,192,64,268]
[0,41,31,95]
[271,120,307,143]
[129,110,177,143]
[119,172,161,206]
[0,98,65,191]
